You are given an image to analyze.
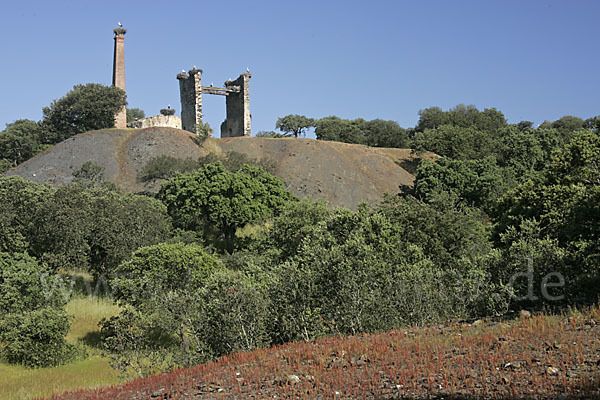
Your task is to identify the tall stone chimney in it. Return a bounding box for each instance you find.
[112,25,127,128]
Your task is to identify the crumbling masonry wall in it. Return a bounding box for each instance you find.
[177,68,202,133]
[177,68,251,137]
[128,115,182,129]
[221,73,252,137]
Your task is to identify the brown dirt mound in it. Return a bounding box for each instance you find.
[4,127,435,209]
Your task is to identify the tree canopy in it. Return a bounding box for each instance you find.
[157,162,295,252]
[126,108,145,124]
[275,115,315,137]
[40,83,127,144]
[314,116,408,148]
[0,120,45,167]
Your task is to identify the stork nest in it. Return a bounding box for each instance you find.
[160,108,176,116]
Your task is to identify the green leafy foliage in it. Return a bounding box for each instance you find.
[85,191,174,278]
[100,306,180,378]
[361,118,409,148]
[0,307,80,368]
[194,121,212,141]
[157,162,294,252]
[0,177,52,254]
[126,108,145,123]
[413,156,510,213]
[261,198,331,262]
[0,159,12,173]
[0,177,172,277]
[255,130,290,138]
[494,130,600,302]
[40,83,127,144]
[315,116,365,144]
[314,116,408,147]
[0,252,77,367]
[104,243,224,376]
[267,197,503,343]
[138,151,277,183]
[412,124,496,160]
[72,161,117,190]
[112,242,221,308]
[275,115,315,138]
[0,252,65,314]
[548,115,586,137]
[415,104,507,133]
[0,120,45,166]
[195,269,270,356]
[137,156,199,182]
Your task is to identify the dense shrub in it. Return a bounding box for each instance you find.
[413,156,511,214]
[103,243,224,376]
[157,162,294,252]
[138,152,277,183]
[267,198,504,343]
[0,252,76,367]
[0,179,174,277]
[195,269,270,356]
[0,252,65,313]
[0,308,79,367]
[112,242,222,308]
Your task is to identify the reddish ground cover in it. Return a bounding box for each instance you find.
[44,307,600,399]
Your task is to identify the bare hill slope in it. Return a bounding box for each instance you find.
[4,127,435,209]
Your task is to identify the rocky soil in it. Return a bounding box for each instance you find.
[45,307,600,399]
[4,128,435,209]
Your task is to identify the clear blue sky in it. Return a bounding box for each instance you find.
[1,0,598,138]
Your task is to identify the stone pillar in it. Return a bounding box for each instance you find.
[221,73,251,137]
[177,67,203,133]
[112,26,127,129]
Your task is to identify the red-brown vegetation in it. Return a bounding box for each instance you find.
[44,306,600,399]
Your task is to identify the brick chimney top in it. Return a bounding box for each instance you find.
[113,26,127,36]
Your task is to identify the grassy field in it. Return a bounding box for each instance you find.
[0,296,122,400]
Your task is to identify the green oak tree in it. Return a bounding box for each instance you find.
[40,83,127,144]
[157,162,294,252]
[0,120,45,166]
[126,108,145,124]
[275,114,315,138]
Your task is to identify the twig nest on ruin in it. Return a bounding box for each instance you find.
[160,108,176,116]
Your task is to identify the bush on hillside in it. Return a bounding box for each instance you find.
[0,252,77,367]
[0,308,80,367]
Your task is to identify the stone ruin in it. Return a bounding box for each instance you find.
[112,25,251,137]
[128,113,182,130]
[177,68,252,137]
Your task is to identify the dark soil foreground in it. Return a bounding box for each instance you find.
[43,307,600,400]
[4,128,435,209]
